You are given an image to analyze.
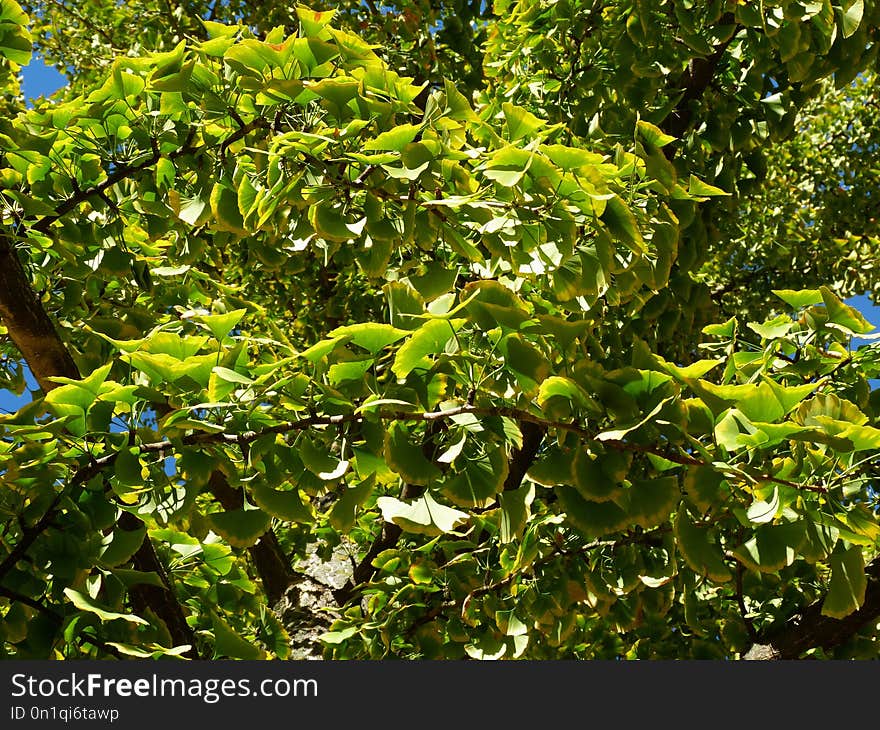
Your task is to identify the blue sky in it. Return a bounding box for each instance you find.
[1,59,879,415]
[20,56,67,102]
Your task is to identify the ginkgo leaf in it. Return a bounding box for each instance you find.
[674,505,732,583]
[384,429,439,491]
[99,526,145,567]
[391,318,465,378]
[211,611,265,659]
[250,481,313,523]
[64,589,148,625]
[328,323,409,354]
[207,509,271,547]
[732,521,806,573]
[821,546,867,618]
[377,493,470,536]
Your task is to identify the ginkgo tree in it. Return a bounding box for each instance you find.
[1,0,880,660]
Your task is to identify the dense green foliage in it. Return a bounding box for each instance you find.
[1,0,880,660]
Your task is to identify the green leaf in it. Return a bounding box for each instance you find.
[628,477,679,529]
[540,144,606,170]
[376,493,470,536]
[800,518,839,563]
[674,505,732,583]
[391,318,464,378]
[0,0,32,66]
[328,359,373,385]
[211,366,252,385]
[408,562,434,585]
[328,323,409,354]
[812,418,880,451]
[746,487,780,525]
[320,625,358,645]
[64,589,148,625]
[155,157,175,188]
[841,0,864,38]
[198,309,247,341]
[384,422,441,485]
[557,485,628,537]
[821,545,866,618]
[732,521,806,573]
[598,397,672,442]
[483,145,533,187]
[328,477,374,531]
[528,446,575,486]
[499,483,534,543]
[99,526,145,567]
[363,123,421,151]
[114,447,144,488]
[105,642,192,658]
[210,181,247,234]
[502,102,545,141]
[211,611,265,659]
[538,376,592,411]
[251,480,313,523]
[747,315,793,340]
[407,264,459,302]
[602,195,644,253]
[207,509,271,547]
[572,450,620,502]
[820,286,873,334]
[310,201,362,242]
[384,281,425,330]
[110,569,166,590]
[695,379,818,423]
[112,65,145,98]
[501,334,551,389]
[687,175,730,197]
[296,5,336,36]
[442,446,509,508]
[772,289,824,309]
[637,120,676,148]
[655,357,722,381]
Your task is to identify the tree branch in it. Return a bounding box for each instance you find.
[0,585,124,658]
[116,511,200,658]
[0,231,80,391]
[661,14,739,148]
[0,228,199,656]
[131,403,826,494]
[208,472,293,604]
[745,557,880,659]
[31,148,161,235]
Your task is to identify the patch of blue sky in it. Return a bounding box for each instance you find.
[847,292,880,349]
[20,55,67,105]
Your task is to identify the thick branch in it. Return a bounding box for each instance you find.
[745,557,880,660]
[0,231,79,390]
[503,421,545,493]
[208,472,293,604]
[0,229,198,656]
[661,14,739,147]
[117,511,200,659]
